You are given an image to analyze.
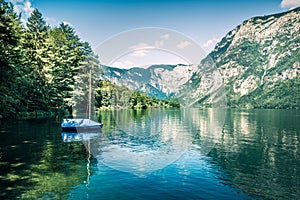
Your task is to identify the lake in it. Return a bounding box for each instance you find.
[0,108,299,199]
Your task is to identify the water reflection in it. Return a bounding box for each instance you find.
[1,109,299,199]
[61,132,101,142]
[209,109,300,200]
[82,108,225,175]
[0,119,93,199]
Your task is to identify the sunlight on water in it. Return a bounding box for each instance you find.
[0,109,299,199]
[83,108,225,175]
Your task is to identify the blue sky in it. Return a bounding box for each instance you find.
[9,0,300,68]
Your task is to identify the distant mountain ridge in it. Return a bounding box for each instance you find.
[100,64,198,99]
[100,7,300,108]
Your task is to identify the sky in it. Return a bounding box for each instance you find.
[9,0,300,68]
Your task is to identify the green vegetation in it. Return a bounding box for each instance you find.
[0,1,99,118]
[0,2,179,119]
[95,80,180,110]
[20,142,91,199]
[234,78,299,109]
[5,0,297,116]
[128,91,180,109]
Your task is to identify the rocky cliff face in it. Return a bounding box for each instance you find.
[100,64,198,99]
[182,7,300,108]
[100,8,299,108]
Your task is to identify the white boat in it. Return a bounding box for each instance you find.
[61,118,103,132]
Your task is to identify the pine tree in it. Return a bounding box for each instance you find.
[47,23,82,110]
[0,3,102,118]
[0,0,25,117]
[24,9,51,111]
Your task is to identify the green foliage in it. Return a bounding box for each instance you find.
[95,80,181,110]
[46,23,82,109]
[23,9,51,111]
[20,141,91,199]
[26,9,49,33]
[0,0,25,117]
[72,50,100,116]
[0,3,99,118]
[127,91,181,109]
[236,78,300,109]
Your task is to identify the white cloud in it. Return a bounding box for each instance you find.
[11,0,34,16]
[160,33,170,40]
[45,17,57,25]
[23,1,33,16]
[280,0,300,9]
[177,41,191,49]
[129,43,155,57]
[155,40,164,48]
[203,38,221,48]
[129,42,155,50]
[10,0,24,8]
[13,4,21,13]
[128,39,165,58]
[112,60,134,68]
[131,50,149,57]
[20,17,26,25]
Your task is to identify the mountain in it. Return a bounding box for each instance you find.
[100,8,299,109]
[179,7,300,108]
[100,64,198,99]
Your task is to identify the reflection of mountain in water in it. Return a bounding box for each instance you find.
[208,109,300,200]
[84,108,225,175]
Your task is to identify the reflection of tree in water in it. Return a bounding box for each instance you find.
[21,141,97,199]
[0,119,99,199]
[97,109,117,127]
[207,109,300,200]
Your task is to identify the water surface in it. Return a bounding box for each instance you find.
[0,109,299,199]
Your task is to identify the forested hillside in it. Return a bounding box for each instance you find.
[95,80,180,109]
[0,1,99,118]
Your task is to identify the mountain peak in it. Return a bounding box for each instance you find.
[183,7,300,108]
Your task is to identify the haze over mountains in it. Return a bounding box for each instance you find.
[100,7,300,108]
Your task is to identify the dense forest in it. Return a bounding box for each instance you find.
[0,1,180,119]
[0,0,99,118]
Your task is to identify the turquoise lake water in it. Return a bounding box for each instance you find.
[0,108,299,199]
